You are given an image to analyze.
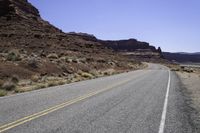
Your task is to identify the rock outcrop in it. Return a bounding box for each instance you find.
[73,33,164,60]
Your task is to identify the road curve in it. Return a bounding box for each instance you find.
[0,64,193,133]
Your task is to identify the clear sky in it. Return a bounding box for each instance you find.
[28,0,200,52]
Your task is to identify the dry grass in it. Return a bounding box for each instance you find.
[0,62,145,96]
[47,80,66,87]
[15,79,69,93]
[15,83,47,93]
[80,72,93,79]
[167,64,196,73]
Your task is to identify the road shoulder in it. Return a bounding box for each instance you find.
[177,72,200,132]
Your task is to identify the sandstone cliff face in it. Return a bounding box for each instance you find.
[67,33,162,54]
[72,33,164,60]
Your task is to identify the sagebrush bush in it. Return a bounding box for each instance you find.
[47,81,57,87]
[11,75,19,84]
[34,84,47,90]
[31,75,40,82]
[81,72,93,79]
[0,89,7,97]
[2,79,16,91]
[6,50,21,61]
[47,53,58,59]
[28,58,38,68]
[0,79,4,87]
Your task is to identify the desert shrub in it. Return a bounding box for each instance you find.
[80,72,93,79]
[184,68,193,73]
[14,88,26,93]
[59,56,67,62]
[60,64,68,72]
[171,68,180,71]
[2,79,16,91]
[103,69,115,76]
[47,53,58,59]
[97,59,106,63]
[58,81,65,85]
[0,90,7,97]
[66,58,73,63]
[31,75,40,82]
[34,84,47,90]
[11,75,19,84]
[18,80,32,86]
[108,61,115,66]
[34,34,42,38]
[103,71,109,76]
[86,57,94,62]
[47,82,56,87]
[6,50,21,61]
[181,66,185,69]
[80,58,86,63]
[48,80,66,87]
[72,58,80,63]
[90,70,99,77]
[28,58,38,68]
[0,79,4,87]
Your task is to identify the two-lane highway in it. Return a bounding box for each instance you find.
[0,64,193,133]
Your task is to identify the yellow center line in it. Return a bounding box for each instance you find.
[0,78,133,133]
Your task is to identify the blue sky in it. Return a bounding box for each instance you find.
[29,0,200,52]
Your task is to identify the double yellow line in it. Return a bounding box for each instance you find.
[0,78,133,133]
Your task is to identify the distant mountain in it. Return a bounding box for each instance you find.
[99,39,160,53]
[163,52,200,63]
[194,52,200,55]
[66,33,162,54]
[175,52,200,55]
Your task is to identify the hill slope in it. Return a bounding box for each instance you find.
[0,0,162,95]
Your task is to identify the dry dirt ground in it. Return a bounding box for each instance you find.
[177,70,200,129]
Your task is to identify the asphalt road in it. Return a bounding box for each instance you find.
[0,64,194,133]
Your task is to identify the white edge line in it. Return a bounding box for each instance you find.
[158,70,171,133]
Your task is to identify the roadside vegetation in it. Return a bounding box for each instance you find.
[167,64,198,73]
[0,69,139,97]
[0,50,146,96]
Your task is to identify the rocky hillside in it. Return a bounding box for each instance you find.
[0,0,147,95]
